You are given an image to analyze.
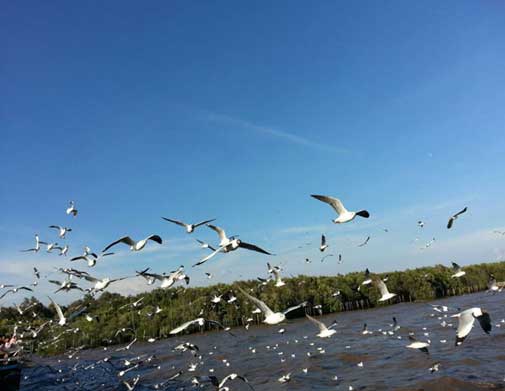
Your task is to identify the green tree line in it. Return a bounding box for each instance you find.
[0,260,502,356]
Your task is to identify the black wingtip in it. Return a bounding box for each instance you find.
[356,210,370,218]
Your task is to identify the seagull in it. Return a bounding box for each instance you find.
[162,217,215,233]
[193,225,272,267]
[123,376,140,391]
[66,201,78,217]
[452,307,491,345]
[406,335,430,354]
[237,286,307,325]
[102,235,162,252]
[54,245,69,256]
[447,207,467,229]
[417,221,425,228]
[218,373,254,390]
[169,318,233,335]
[205,272,213,279]
[429,362,441,373]
[33,267,40,279]
[320,235,328,252]
[70,252,114,267]
[49,225,72,239]
[305,314,337,338]
[20,234,46,253]
[136,266,189,288]
[48,296,67,326]
[374,279,397,302]
[493,230,505,236]
[48,279,84,293]
[310,194,370,223]
[450,262,466,278]
[0,286,34,299]
[358,236,371,247]
[82,274,129,293]
[267,263,285,287]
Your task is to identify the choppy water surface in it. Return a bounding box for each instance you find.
[21,291,505,390]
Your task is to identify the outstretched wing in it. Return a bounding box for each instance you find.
[283,301,307,315]
[306,313,328,332]
[193,218,216,228]
[169,318,201,335]
[147,235,163,244]
[162,217,187,228]
[48,296,65,324]
[311,194,347,215]
[207,224,227,242]
[102,236,135,252]
[192,246,224,267]
[237,287,274,317]
[238,241,272,255]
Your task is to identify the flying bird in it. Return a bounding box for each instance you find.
[305,314,337,338]
[169,318,233,335]
[447,207,467,229]
[267,263,285,287]
[136,266,189,288]
[237,286,306,325]
[406,335,430,354]
[162,217,215,233]
[70,252,114,267]
[66,201,78,216]
[49,225,72,239]
[102,235,162,252]
[20,234,46,253]
[450,262,466,278]
[311,195,370,223]
[451,307,491,345]
[358,236,371,247]
[374,279,397,302]
[320,235,328,252]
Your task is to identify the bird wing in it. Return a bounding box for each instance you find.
[219,374,252,390]
[49,225,62,230]
[194,218,216,228]
[102,236,135,252]
[0,290,14,299]
[455,310,475,345]
[476,312,492,334]
[48,296,65,324]
[447,217,454,229]
[207,224,227,242]
[48,280,62,286]
[283,301,307,315]
[192,246,224,267]
[375,279,390,297]
[162,217,187,228]
[206,319,235,336]
[311,194,347,215]
[147,235,163,244]
[358,236,370,247]
[454,207,468,217]
[238,241,272,255]
[82,274,100,283]
[306,313,328,332]
[169,318,201,334]
[237,287,274,317]
[451,262,461,270]
[321,235,326,246]
[70,256,86,262]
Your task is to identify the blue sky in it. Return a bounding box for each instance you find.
[2,1,505,304]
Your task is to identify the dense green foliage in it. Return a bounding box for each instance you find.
[1,261,503,356]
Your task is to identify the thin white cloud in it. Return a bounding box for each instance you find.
[207,112,347,153]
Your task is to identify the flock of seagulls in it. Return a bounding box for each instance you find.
[3,194,503,390]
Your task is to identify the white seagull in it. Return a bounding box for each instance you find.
[374,279,397,302]
[451,307,491,345]
[102,235,162,252]
[406,335,430,354]
[305,314,337,338]
[450,262,466,278]
[169,318,232,335]
[267,263,285,287]
[237,286,307,325]
[162,217,215,233]
[49,225,72,239]
[20,234,46,253]
[447,207,467,229]
[320,234,328,252]
[136,266,189,288]
[311,194,370,223]
[207,224,272,255]
[66,201,78,217]
[82,274,129,293]
[48,296,67,326]
[70,252,114,267]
